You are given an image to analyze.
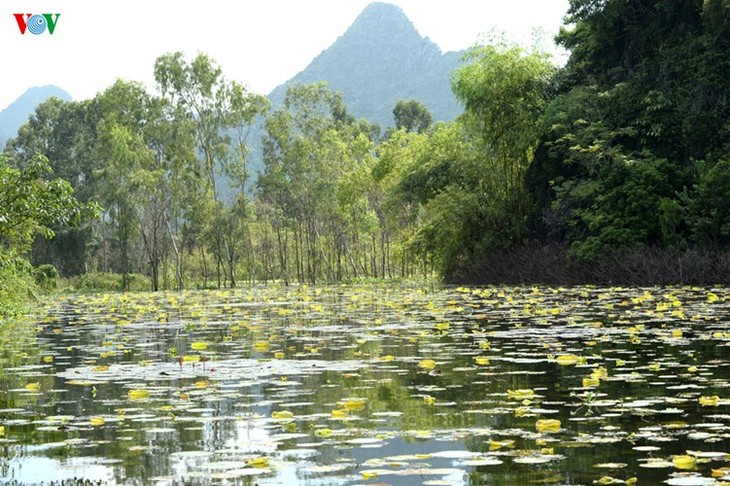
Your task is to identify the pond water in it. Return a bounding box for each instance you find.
[0,284,729,485]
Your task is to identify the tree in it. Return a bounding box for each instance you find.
[393,99,432,133]
[0,153,97,264]
[154,52,268,287]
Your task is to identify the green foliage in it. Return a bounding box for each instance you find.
[392,100,432,133]
[527,0,730,264]
[0,153,97,261]
[688,159,730,248]
[33,263,59,290]
[0,258,36,316]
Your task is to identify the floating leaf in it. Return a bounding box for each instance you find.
[698,395,720,407]
[418,359,437,370]
[246,457,269,468]
[672,455,697,470]
[583,377,600,388]
[489,439,514,451]
[536,419,561,433]
[314,428,333,438]
[341,399,366,411]
[24,382,40,391]
[253,341,270,352]
[556,354,579,365]
[361,470,378,480]
[508,389,535,400]
[90,416,105,426]
[191,342,208,351]
[128,389,149,400]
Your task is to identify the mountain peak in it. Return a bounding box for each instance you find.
[268,2,462,128]
[341,2,439,54]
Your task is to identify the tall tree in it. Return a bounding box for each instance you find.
[154,52,268,287]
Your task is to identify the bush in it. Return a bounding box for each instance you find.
[34,264,60,290]
[0,258,37,316]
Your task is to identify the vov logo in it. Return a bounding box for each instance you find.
[14,14,61,35]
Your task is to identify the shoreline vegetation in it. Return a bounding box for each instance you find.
[2,1,730,304]
[449,245,730,286]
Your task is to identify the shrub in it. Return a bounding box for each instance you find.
[34,264,60,290]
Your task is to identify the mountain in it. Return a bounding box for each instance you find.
[268,2,464,128]
[0,85,72,148]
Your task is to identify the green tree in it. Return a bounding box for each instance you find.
[154,52,268,287]
[0,154,95,261]
[392,99,432,133]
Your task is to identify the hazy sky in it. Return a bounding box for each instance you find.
[0,0,570,110]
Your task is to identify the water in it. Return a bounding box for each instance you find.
[0,285,728,485]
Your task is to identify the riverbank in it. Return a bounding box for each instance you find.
[449,245,730,286]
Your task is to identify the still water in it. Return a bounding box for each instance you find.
[0,284,728,485]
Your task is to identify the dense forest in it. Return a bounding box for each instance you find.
[2,0,730,303]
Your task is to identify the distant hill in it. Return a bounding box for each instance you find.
[0,86,72,149]
[268,2,464,128]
